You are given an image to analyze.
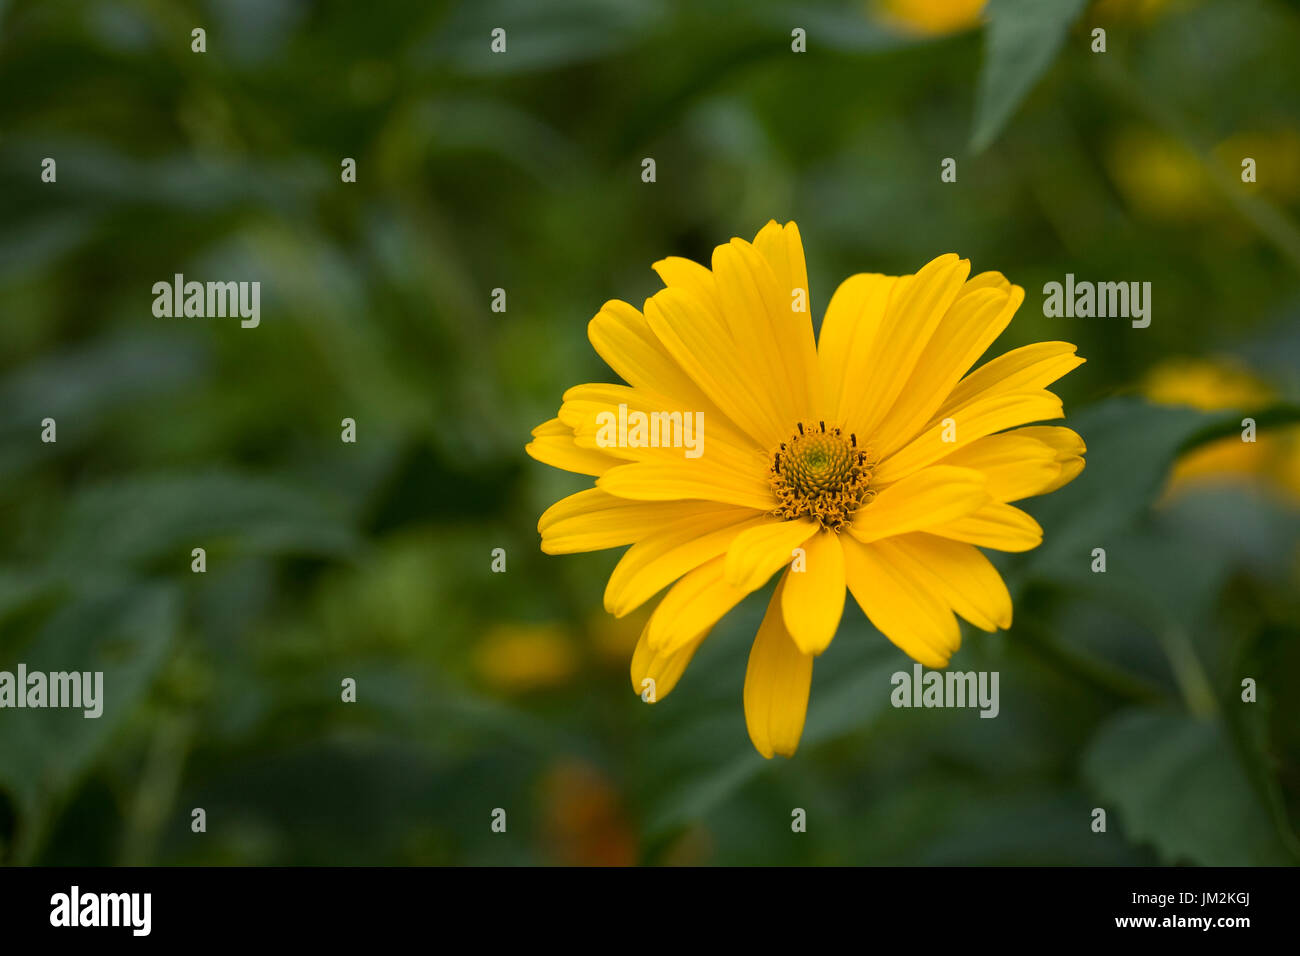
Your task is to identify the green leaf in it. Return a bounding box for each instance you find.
[50,473,360,574]
[0,334,206,479]
[0,585,180,862]
[970,0,1087,152]
[1083,709,1293,865]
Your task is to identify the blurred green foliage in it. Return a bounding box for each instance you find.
[1,0,1298,865]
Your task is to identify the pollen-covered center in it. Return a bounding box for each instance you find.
[769,421,874,531]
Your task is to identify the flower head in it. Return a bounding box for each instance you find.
[1143,356,1300,502]
[874,0,986,36]
[527,222,1085,758]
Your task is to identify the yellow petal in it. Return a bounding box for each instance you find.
[604,511,768,617]
[752,221,811,315]
[710,237,819,426]
[630,619,707,703]
[1007,425,1087,493]
[841,534,960,667]
[818,273,900,421]
[935,432,1063,502]
[526,418,622,476]
[652,255,722,312]
[1011,425,1086,457]
[748,222,823,414]
[744,575,814,759]
[886,533,1013,631]
[926,501,1044,552]
[724,518,820,592]
[961,270,1012,294]
[644,285,786,448]
[840,253,971,438]
[780,529,846,655]
[539,489,726,554]
[645,555,751,654]
[1046,456,1085,493]
[871,283,1024,458]
[848,465,988,544]
[587,299,728,422]
[560,382,760,468]
[873,389,1064,484]
[939,342,1084,420]
[596,460,776,511]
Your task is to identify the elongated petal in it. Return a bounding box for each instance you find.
[645,555,751,654]
[926,501,1044,552]
[711,237,817,426]
[849,465,988,544]
[1007,425,1087,493]
[935,433,1063,502]
[818,273,900,421]
[587,299,733,429]
[744,575,814,758]
[644,285,786,447]
[605,510,768,617]
[724,518,820,592]
[560,383,759,469]
[526,418,622,476]
[885,533,1013,631]
[840,254,971,437]
[871,283,1024,458]
[630,620,707,703]
[780,529,846,655]
[939,342,1084,420]
[873,389,1063,484]
[539,489,727,554]
[737,223,822,417]
[841,534,960,667]
[597,460,776,511]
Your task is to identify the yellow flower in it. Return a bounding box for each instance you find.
[1213,129,1300,202]
[1143,357,1300,501]
[1104,128,1213,223]
[874,0,986,36]
[474,622,579,693]
[527,222,1085,758]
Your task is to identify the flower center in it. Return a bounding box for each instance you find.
[769,420,874,531]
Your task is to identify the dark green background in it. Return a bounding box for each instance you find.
[1,0,1298,865]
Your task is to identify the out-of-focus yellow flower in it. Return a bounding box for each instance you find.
[538,760,637,866]
[1106,128,1214,223]
[474,622,578,693]
[1144,358,1273,412]
[1143,357,1300,502]
[1214,130,1300,202]
[874,0,985,36]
